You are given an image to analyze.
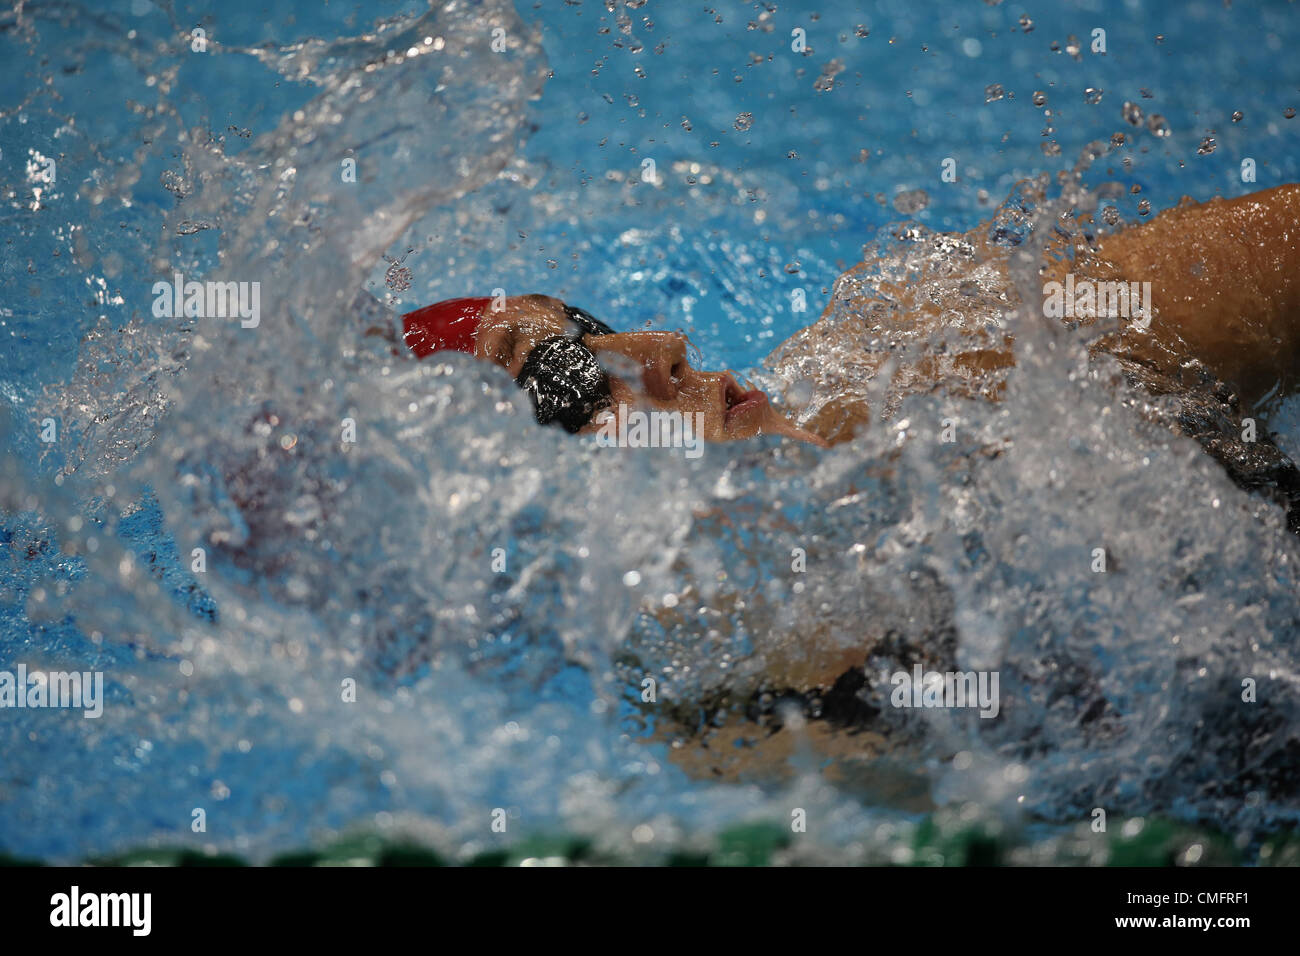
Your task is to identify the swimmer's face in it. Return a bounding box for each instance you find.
[474,295,826,445]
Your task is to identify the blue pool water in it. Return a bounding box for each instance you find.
[3,0,1300,863]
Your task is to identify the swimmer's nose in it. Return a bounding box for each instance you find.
[639,333,690,400]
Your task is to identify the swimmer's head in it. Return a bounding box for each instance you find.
[401,294,825,445]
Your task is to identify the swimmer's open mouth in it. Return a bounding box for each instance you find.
[724,378,767,426]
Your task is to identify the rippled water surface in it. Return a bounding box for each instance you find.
[3,0,1300,863]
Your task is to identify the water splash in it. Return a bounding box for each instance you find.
[3,0,1300,865]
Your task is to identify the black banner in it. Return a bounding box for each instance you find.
[0,864,1279,942]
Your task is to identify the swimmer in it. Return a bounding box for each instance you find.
[396,293,827,445]
[394,183,1299,451]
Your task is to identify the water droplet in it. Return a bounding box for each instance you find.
[733,112,754,131]
[1154,34,1165,44]
[814,59,845,92]
[1231,110,1243,123]
[1122,101,1143,126]
[784,262,801,274]
[1041,141,1062,157]
[384,262,412,292]
[176,220,214,236]
[1084,87,1103,105]
[1019,15,1034,32]
[892,189,929,214]
[1065,35,1081,58]
[985,83,1005,103]
[1286,107,1297,120]
[1101,206,1120,225]
[1146,113,1170,137]
[1111,132,1126,148]
[1032,90,1047,107]
[1137,199,1151,215]
[855,24,870,38]
[1196,135,1217,155]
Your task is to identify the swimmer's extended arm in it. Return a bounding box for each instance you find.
[775,183,1300,443]
[1093,183,1300,409]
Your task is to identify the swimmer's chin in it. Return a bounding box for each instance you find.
[582,400,827,447]
[720,392,829,447]
[743,410,830,447]
[767,417,831,447]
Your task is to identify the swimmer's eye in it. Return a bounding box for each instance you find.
[505,331,529,367]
